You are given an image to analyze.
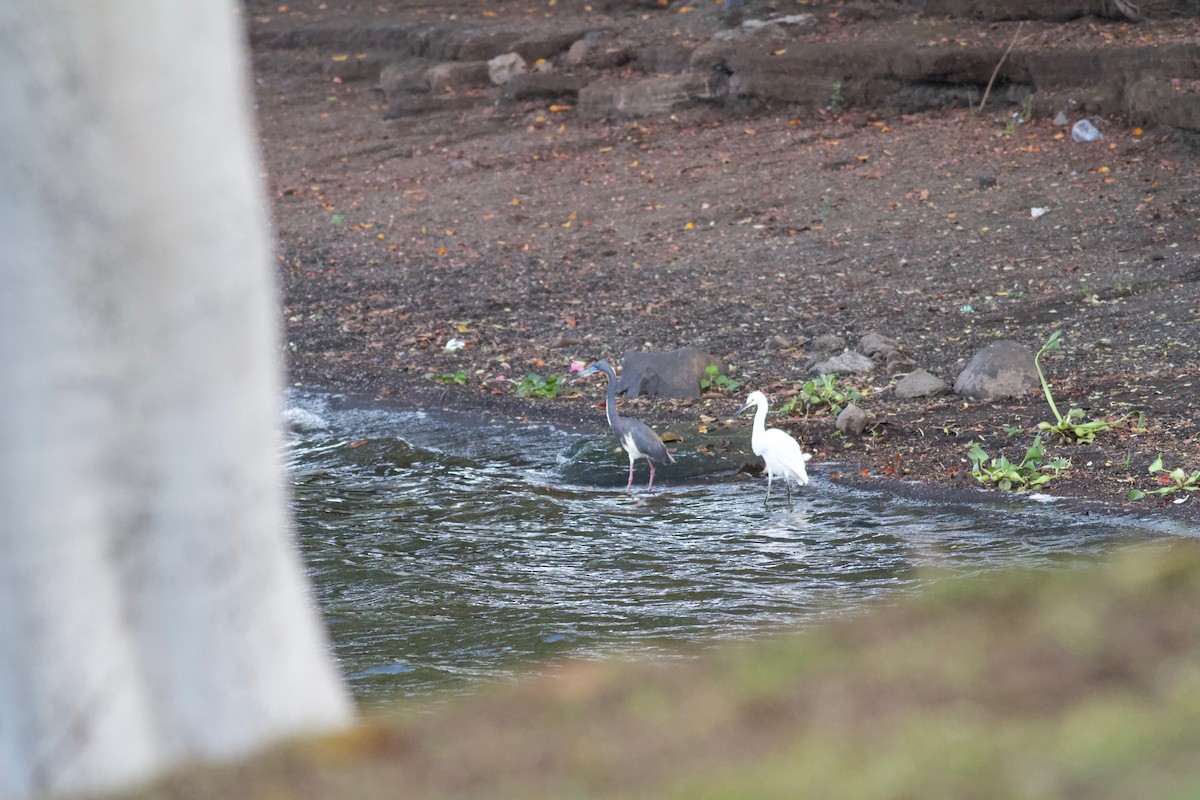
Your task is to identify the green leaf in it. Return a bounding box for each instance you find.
[1149,453,1164,474]
[1128,488,1146,501]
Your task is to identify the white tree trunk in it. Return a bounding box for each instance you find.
[0,4,354,797]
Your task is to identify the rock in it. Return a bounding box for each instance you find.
[502,73,588,102]
[1053,110,1070,126]
[636,44,693,75]
[742,13,817,32]
[379,59,439,95]
[514,29,592,62]
[810,350,876,376]
[565,38,592,66]
[978,173,997,189]
[579,73,724,119]
[953,340,1038,400]
[488,52,527,86]
[836,404,870,437]
[886,353,919,376]
[426,61,490,93]
[457,30,523,62]
[895,368,950,399]
[615,347,718,399]
[809,334,847,356]
[859,332,900,360]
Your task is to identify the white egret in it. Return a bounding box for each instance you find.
[737,390,811,504]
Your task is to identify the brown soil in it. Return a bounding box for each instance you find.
[248,1,1200,518]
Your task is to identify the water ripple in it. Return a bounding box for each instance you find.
[285,391,1182,705]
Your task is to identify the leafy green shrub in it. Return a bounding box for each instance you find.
[1034,330,1127,444]
[700,364,742,394]
[1128,454,1200,501]
[966,435,1070,492]
[516,373,565,399]
[427,369,467,385]
[779,374,862,417]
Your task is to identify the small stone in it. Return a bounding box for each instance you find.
[565,39,590,66]
[978,173,997,189]
[488,52,527,86]
[810,350,876,376]
[886,355,918,377]
[895,368,950,399]
[859,332,900,360]
[836,404,870,437]
[810,334,847,356]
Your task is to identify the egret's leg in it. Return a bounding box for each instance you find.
[627,460,635,493]
[648,460,657,491]
[765,472,773,503]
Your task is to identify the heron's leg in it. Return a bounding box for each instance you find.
[647,460,656,491]
[786,478,793,509]
[627,459,635,492]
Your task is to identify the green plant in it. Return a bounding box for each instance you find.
[700,364,742,394]
[829,81,845,115]
[516,373,565,399]
[966,435,1070,492]
[779,374,862,417]
[1033,330,1126,444]
[1128,453,1200,501]
[427,369,467,385]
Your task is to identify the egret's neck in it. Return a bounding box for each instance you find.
[751,400,768,445]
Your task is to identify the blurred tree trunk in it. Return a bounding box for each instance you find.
[0,3,354,797]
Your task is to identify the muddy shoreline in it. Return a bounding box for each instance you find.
[255,1,1200,520]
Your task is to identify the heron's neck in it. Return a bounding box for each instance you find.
[604,370,620,430]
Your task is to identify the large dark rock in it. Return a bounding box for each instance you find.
[953,341,1038,400]
[616,348,718,399]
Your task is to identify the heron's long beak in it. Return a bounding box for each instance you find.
[736,400,754,416]
[573,366,598,382]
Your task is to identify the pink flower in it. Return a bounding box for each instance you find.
[569,360,586,373]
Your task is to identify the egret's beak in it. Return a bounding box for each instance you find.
[736,400,754,416]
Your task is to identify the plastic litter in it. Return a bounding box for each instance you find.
[1071,119,1103,142]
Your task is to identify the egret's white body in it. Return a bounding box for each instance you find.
[737,391,811,503]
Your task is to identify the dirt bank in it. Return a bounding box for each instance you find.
[248,0,1200,518]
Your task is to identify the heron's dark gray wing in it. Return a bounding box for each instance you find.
[620,415,675,464]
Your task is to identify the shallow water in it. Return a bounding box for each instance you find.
[285,391,1187,705]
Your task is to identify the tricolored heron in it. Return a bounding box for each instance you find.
[737,390,811,504]
[577,360,675,492]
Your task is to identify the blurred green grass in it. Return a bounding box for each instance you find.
[123,541,1200,800]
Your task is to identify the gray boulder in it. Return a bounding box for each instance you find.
[895,368,950,399]
[836,404,870,437]
[616,348,718,399]
[810,350,876,376]
[953,341,1038,400]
